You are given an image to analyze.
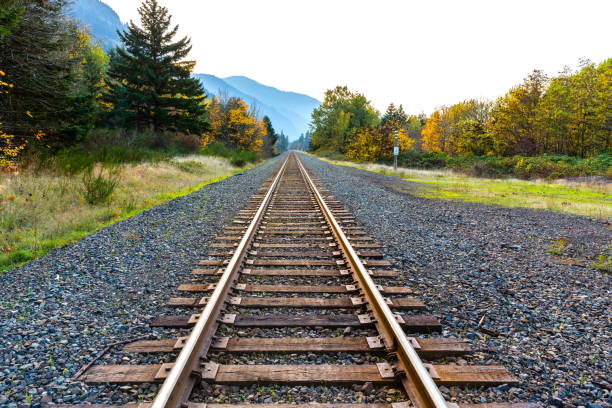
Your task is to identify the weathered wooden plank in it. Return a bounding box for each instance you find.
[232,314,441,331]
[80,364,161,383]
[150,315,191,327]
[191,268,223,275]
[247,259,342,266]
[123,339,177,353]
[249,251,336,257]
[412,337,471,358]
[214,235,243,241]
[210,243,238,248]
[215,337,376,352]
[199,259,227,266]
[254,243,332,248]
[225,296,424,310]
[362,260,392,266]
[356,251,383,258]
[122,336,470,358]
[150,314,438,330]
[256,236,331,241]
[431,365,519,386]
[263,227,327,231]
[242,268,396,277]
[241,284,352,293]
[237,297,358,308]
[380,286,413,294]
[242,268,345,276]
[178,283,216,292]
[352,243,382,248]
[209,364,393,384]
[259,231,329,235]
[207,364,517,386]
[237,284,411,295]
[167,297,199,307]
[265,222,323,226]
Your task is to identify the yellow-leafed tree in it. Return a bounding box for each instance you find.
[206,96,265,152]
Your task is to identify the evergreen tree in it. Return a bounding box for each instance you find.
[105,0,207,135]
[0,0,23,38]
[0,0,84,145]
[261,115,278,156]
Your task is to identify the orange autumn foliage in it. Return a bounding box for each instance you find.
[206,97,264,152]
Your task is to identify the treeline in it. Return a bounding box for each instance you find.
[289,132,312,151]
[423,62,611,158]
[0,0,284,169]
[310,86,423,161]
[310,59,612,178]
[310,59,611,165]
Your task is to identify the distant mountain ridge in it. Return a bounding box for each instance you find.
[195,74,320,140]
[68,0,125,50]
[68,0,320,139]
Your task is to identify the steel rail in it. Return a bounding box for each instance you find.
[151,154,291,408]
[295,154,449,408]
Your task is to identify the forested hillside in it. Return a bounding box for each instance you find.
[310,60,611,179]
[68,0,125,49]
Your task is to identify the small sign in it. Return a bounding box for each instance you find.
[394,146,399,156]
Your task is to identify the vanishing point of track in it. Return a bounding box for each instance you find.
[58,153,534,408]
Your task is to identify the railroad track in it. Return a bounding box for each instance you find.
[58,152,534,408]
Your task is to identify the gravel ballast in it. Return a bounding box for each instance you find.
[0,157,281,407]
[1,152,609,407]
[299,153,610,408]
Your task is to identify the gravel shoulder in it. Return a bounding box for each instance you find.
[0,157,281,407]
[299,153,610,408]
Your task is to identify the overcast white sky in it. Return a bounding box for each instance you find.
[104,0,611,114]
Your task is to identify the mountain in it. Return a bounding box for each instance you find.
[195,74,320,140]
[68,0,125,50]
[67,0,321,139]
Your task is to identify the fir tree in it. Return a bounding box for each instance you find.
[105,0,207,135]
[261,115,278,156]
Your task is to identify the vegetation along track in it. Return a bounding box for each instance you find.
[55,153,536,408]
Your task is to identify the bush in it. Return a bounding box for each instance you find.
[230,150,257,167]
[171,133,202,153]
[201,141,232,158]
[81,165,120,205]
[396,151,450,168]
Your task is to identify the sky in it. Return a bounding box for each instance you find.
[104,0,611,114]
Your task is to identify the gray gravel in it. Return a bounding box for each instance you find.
[0,157,281,407]
[299,153,610,408]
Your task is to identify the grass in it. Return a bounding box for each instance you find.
[0,155,250,272]
[592,243,612,273]
[319,158,612,219]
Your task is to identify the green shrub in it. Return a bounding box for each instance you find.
[81,166,120,205]
[9,250,34,264]
[230,150,257,167]
[171,133,202,153]
[173,160,206,173]
[201,141,233,158]
[396,151,450,168]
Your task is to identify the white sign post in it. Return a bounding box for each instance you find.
[393,130,399,171]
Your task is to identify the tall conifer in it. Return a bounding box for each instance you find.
[105,0,207,134]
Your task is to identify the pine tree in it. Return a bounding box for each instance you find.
[261,115,278,156]
[105,0,207,135]
[0,0,83,145]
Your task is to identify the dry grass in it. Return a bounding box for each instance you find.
[322,158,612,219]
[0,155,241,271]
